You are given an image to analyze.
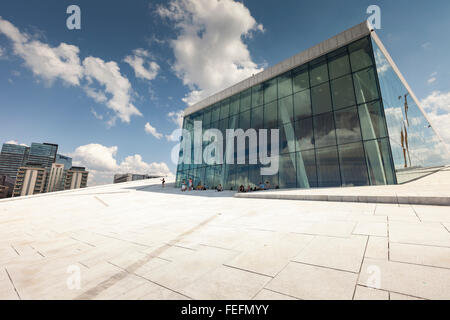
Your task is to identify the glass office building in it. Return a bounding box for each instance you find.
[175,22,447,190]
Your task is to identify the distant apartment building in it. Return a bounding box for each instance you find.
[113,173,162,184]
[64,167,88,190]
[0,175,15,198]
[13,164,47,197]
[1,142,88,197]
[55,154,72,170]
[0,144,29,180]
[46,163,65,193]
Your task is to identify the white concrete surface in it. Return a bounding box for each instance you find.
[1,176,450,300]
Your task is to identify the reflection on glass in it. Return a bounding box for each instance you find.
[338,142,369,186]
[313,112,336,148]
[310,60,329,86]
[316,146,341,187]
[278,73,293,98]
[331,75,356,109]
[311,83,332,115]
[294,89,311,120]
[279,153,297,188]
[334,107,361,144]
[220,99,229,119]
[230,95,240,115]
[293,67,309,93]
[295,118,314,151]
[279,95,294,124]
[263,78,278,103]
[364,138,395,185]
[264,101,278,128]
[358,101,387,140]
[296,149,317,188]
[241,88,252,112]
[280,124,296,154]
[349,37,373,72]
[353,67,379,104]
[329,53,351,80]
[251,106,263,129]
[252,84,264,108]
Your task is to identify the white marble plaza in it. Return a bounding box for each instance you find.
[1,172,450,300]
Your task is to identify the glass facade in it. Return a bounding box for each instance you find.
[371,37,447,183]
[176,34,441,190]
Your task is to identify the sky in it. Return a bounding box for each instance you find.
[0,0,449,185]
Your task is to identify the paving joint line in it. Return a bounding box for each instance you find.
[5,268,21,300]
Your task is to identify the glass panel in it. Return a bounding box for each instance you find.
[211,104,221,122]
[263,78,278,103]
[295,117,314,151]
[331,74,356,110]
[262,172,278,189]
[240,88,252,112]
[278,95,294,125]
[203,110,212,126]
[251,106,263,130]
[248,164,261,188]
[294,89,311,120]
[235,165,249,189]
[293,67,309,93]
[338,142,369,187]
[334,106,362,145]
[220,99,229,120]
[205,166,214,189]
[364,138,395,185]
[349,37,373,72]
[296,149,317,188]
[310,59,329,86]
[372,38,447,183]
[239,110,251,130]
[278,73,293,98]
[264,101,278,129]
[224,164,236,190]
[313,112,336,148]
[353,67,379,104]
[311,83,332,115]
[358,101,388,140]
[230,94,240,115]
[329,53,351,80]
[280,123,296,155]
[316,146,341,187]
[279,153,297,188]
[252,84,264,108]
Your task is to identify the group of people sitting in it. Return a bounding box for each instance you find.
[180,178,277,193]
[238,181,278,193]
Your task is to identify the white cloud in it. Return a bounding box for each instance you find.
[0,17,83,86]
[124,48,160,81]
[421,91,450,143]
[90,108,104,120]
[0,16,142,125]
[144,122,163,139]
[83,57,142,123]
[70,143,172,186]
[157,0,264,105]
[4,140,28,147]
[168,110,184,127]
[427,72,437,84]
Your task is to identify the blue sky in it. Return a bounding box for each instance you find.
[0,0,449,185]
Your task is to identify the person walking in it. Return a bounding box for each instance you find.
[188,178,193,191]
[161,178,165,188]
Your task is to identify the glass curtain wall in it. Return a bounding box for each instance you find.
[371,38,447,183]
[176,36,397,189]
